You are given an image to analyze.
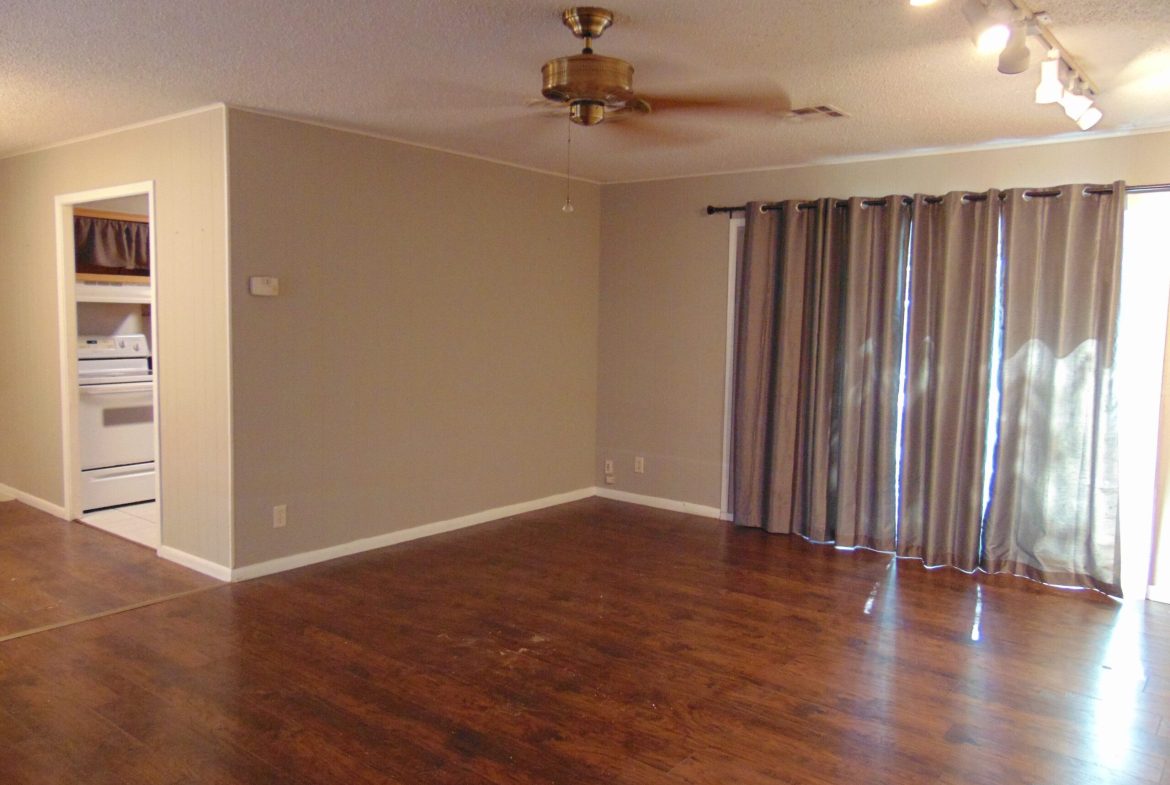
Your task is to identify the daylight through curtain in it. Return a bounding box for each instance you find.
[982,183,1125,594]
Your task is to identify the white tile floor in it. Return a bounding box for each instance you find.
[79,501,159,549]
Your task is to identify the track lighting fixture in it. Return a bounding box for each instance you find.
[996,18,1031,74]
[1034,50,1063,104]
[1058,77,1099,132]
[962,0,1011,54]
[1058,77,1093,121]
[1076,105,1103,131]
[918,0,1103,131]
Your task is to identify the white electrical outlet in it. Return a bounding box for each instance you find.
[604,459,614,475]
[634,456,645,474]
[605,474,616,485]
[273,504,287,528]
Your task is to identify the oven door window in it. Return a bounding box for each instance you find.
[78,384,155,470]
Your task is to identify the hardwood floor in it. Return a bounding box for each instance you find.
[2,497,1169,784]
[0,501,217,638]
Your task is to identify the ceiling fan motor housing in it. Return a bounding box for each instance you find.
[541,53,636,125]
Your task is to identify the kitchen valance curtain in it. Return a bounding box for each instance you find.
[74,215,150,275]
[731,183,1125,595]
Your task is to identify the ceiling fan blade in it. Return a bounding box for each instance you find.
[525,96,571,121]
[608,98,652,118]
[636,90,792,116]
[601,116,718,146]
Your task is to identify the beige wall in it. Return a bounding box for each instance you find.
[6,102,1165,575]
[227,110,599,567]
[598,130,1170,508]
[0,107,232,566]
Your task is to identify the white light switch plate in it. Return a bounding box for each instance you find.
[249,276,280,296]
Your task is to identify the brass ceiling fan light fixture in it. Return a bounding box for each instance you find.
[537,7,791,131]
[541,7,645,127]
[538,7,793,213]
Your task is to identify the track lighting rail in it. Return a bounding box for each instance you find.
[1010,0,1098,96]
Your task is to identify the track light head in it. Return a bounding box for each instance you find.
[1059,77,1094,122]
[962,0,1011,54]
[997,20,1031,74]
[1034,50,1063,104]
[1076,105,1103,130]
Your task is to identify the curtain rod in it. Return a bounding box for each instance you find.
[705,182,1170,215]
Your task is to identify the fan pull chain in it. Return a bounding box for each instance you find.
[562,120,575,214]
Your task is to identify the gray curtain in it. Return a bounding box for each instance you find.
[731,200,843,540]
[898,192,1001,570]
[74,216,150,274]
[834,198,911,550]
[732,182,1125,596]
[982,183,1125,594]
[731,197,909,548]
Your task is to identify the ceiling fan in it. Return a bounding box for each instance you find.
[539,6,790,128]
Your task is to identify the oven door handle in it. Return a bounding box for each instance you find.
[79,382,154,396]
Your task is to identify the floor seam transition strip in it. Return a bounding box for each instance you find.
[0,584,225,644]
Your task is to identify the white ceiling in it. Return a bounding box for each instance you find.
[3,0,1169,182]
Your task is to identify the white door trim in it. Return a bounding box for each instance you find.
[720,216,745,519]
[54,181,159,528]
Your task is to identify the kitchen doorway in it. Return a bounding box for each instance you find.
[54,182,162,550]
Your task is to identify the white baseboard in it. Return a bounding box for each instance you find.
[0,482,69,520]
[158,546,232,582]
[162,486,725,584]
[593,487,729,520]
[230,487,596,582]
[1147,584,1170,605]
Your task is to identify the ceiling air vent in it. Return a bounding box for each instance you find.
[783,105,850,122]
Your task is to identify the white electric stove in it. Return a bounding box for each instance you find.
[77,334,156,511]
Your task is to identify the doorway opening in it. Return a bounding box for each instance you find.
[1118,191,1170,599]
[55,182,162,550]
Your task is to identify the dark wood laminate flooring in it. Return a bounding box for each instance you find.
[0,501,217,638]
[2,497,1169,784]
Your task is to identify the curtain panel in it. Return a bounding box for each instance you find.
[732,199,843,541]
[982,184,1125,594]
[898,192,1001,571]
[74,216,150,275]
[731,183,1126,595]
[731,197,909,549]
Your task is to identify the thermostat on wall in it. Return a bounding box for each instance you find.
[249,276,280,296]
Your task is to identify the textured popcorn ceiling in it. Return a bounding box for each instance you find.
[2,0,1169,182]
